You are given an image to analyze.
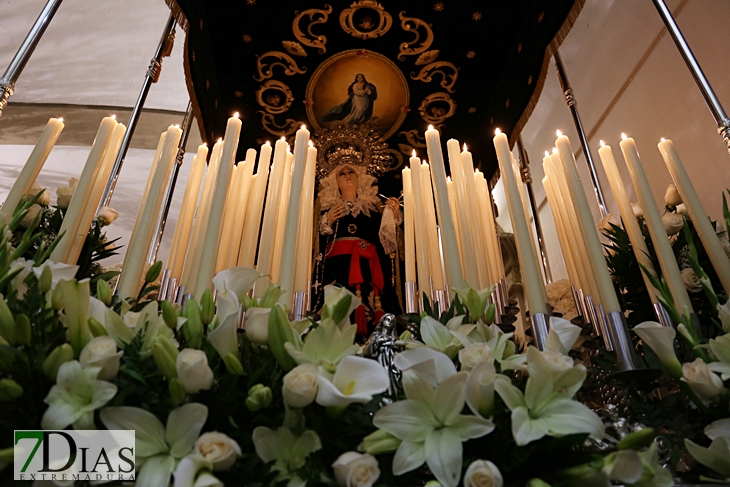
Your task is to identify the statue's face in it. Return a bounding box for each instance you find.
[356,74,364,82]
[336,165,358,193]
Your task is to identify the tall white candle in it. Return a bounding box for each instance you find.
[278,126,311,306]
[195,114,242,298]
[215,164,241,273]
[239,141,272,267]
[421,162,446,291]
[294,143,318,293]
[51,116,117,264]
[410,155,434,298]
[658,138,730,294]
[493,129,547,316]
[598,142,659,304]
[620,135,693,313]
[402,168,417,284]
[271,151,294,282]
[1,117,64,220]
[542,173,581,290]
[168,144,208,280]
[425,126,464,290]
[225,148,257,270]
[475,171,498,285]
[555,132,620,313]
[461,147,491,288]
[445,177,464,274]
[118,125,182,298]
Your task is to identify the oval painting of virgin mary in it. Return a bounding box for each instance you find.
[305,49,409,140]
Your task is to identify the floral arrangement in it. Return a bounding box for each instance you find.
[0,186,727,487]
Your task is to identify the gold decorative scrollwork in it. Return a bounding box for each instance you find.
[398,129,426,148]
[282,40,307,57]
[340,0,393,40]
[411,61,458,93]
[292,5,333,54]
[418,92,456,126]
[257,111,304,137]
[254,51,307,82]
[397,12,434,61]
[385,149,405,171]
[256,80,294,114]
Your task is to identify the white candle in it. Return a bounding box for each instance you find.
[555,132,620,313]
[225,148,257,270]
[278,126,311,306]
[475,171,498,285]
[194,114,242,298]
[215,164,241,273]
[493,129,547,316]
[598,142,660,304]
[51,116,117,264]
[294,142,318,293]
[271,151,294,282]
[421,162,446,291]
[402,168,417,284]
[658,138,730,295]
[168,144,208,280]
[410,155,434,298]
[1,117,64,220]
[256,138,289,292]
[445,177,464,274]
[239,141,272,268]
[425,126,464,290]
[542,173,581,290]
[620,135,693,313]
[461,147,491,288]
[118,125,182,298]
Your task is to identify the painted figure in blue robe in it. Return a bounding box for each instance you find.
[323,74,377,126]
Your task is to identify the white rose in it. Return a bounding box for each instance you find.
[664,184,682,207]
[96,206,119,226]
[464,459,503,487]
[195,432,242,471]
[29,182,51,206]
[56,185,74,209]
[662,212,684,236]
[598,213,621,235]
[675,203,687,215]
[282,364,319,408]
[79,336,123,380]
[332,451,380,487]
[632,202,644,218]
[244,307,271,345]
[176,349,214,394]
[681,268,703,293]
[682,358,724,401]
[21,204,42,228]
[459,343,493,371]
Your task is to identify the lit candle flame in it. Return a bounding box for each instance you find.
[495,128,501,135]
[621,133,628,140]
[447,176,452,182]
[428,124,434,130]
[412,149,416,157]
[58,118,64,123]
[660,137,665,142]
[217,137,223,143]
[308,140,313,147]
[544,151,550,157]
[556,129,562,137]
[111,115,117,120]
[233,112,239,118]
[265,141,270,146]
[599,140,605,147]
[300,124,306,130]
[463,143,468,151]
[552,147,558,154]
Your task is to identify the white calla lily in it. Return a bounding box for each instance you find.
[207,313,238,358]
[546,316,581,355]
[252,426,322,486]
[173,454,222,487]
[101,403,208,487]
[316,356,390,407]
[212,267,262,303]
[633,322,682,378]
[32,261,79,290]
[244,307,271,345]
[373,371,494,487]
[708,334,730,380]
[323,285,361,327]
[685,418,730,478]
[465,361,496,419]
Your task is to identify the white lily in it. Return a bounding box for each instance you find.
[372,371,494,487]
[419,315,474,359]
[546,316,581,355]
[316,356,390,407]
[708,334,730,380]
[717,302,730,333]
[284,318,359,373]
[207,313,237,358]
[252,426,322,487]
[465,361,496,419]
[41,360,117,430]
[173,454,222,487]
[322,285,361,328]
[212,267,262,304]
[32,261,79,291]
[393,346,457,387]
[100,403,208,487]
[633,322,683,378]
[244,307,271,345]
[100,300,174,354]
[683,418,730,479]
[494,347,604,446]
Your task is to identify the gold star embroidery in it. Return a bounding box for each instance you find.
[466,50,476,59]
[468,107,477,114]
[505,99,510,108]
[434,2,444,12]
[517,43,522,53]
[537,12,545,23]
[527,75,533,86]
[206,79,210,90]
[246,0,256,4]
[472,11,483,21]
[242,34,253,43]
[234,90,243,98]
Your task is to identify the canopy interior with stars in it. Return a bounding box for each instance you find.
[164,0,582,183]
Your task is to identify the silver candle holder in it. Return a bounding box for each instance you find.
[405,281,417,313]
[158,269,171,301]
[604,310,638,372]
[434,289,448,315]
[292,291,307,321]
[174,284,186,305]
[653,302,674,327]
[570,285,584,319]
[594,304,614,352]
[531,307,550,351]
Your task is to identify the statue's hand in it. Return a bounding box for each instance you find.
[328,202,347,223]
[386,197,400,219]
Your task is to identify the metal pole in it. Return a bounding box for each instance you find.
[516,137,552,284]
[0,0,64,116]
[554,51,608,217]
[99,14,177,208]
[652,0,730,155]
[147,101,194,265]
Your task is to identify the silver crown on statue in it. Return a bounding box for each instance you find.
[313,127,393,180]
